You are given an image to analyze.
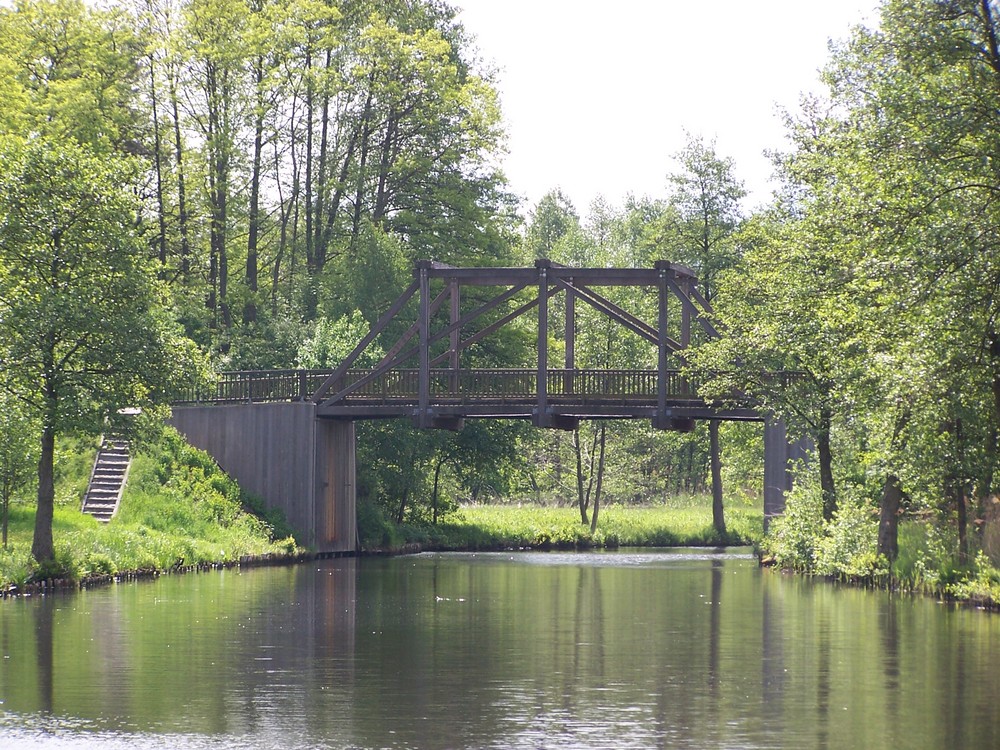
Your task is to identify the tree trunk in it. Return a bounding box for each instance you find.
[396,486,409,525]
[710,420,726,536]
[573,426,589,524]
[147,52,167,269]
[817,406,837,520]
[982,326,1000,508]
[877,473,903,563]
[304,47,314,275]
[244,56,265,326]
[2,478,10,548]
[31,422,55,564]
[373,110,400,222]
[590,425,607,533]
[349,82,376,252]
[956,482,970,566]
[878,409,910,564]
[168,67,190,278]
[313,49,332,272]
[953,417,970,566]
[432,457,445,524]
[271,139,289,315]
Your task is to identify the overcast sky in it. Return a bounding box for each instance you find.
[454,0,881,216]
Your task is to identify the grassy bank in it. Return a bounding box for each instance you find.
[359,496,763,552]
[0,428,303,592]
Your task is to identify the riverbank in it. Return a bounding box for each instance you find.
[0,428,304,594]
[0,425,765,594]
[4,428,998,611]
[359,502,762,553]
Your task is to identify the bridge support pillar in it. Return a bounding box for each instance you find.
[170,403,356,553]
[763,418,811,531]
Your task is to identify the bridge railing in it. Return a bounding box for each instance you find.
[172,368,698,405]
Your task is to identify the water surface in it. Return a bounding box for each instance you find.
[1,549,998,749]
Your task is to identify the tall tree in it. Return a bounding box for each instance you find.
[666,135,746,302]
[0,0,145,154]
[0,139,200,563]
[181,0,250,337]
[0,393,37,549]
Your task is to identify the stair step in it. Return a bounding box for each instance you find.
[82,433,133,523]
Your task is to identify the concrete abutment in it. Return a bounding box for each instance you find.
[170,403,356,553]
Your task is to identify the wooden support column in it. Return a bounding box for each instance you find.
[449,279,460,394]
[681,277,691,349]
[764,418,792,530]
[565,277,575,394]
[535,259,550,427]
[417,260,431,428]
[654,261,669,429]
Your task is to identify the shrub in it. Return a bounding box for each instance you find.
[763,479,825,570]
[815,495,887,579]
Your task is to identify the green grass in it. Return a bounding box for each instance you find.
[0,428,303,591]
[361,496,763,552]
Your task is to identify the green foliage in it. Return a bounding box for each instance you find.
[296,312,383,369]
[360,498,763,553]
[814,494,886,579]
[0,426,302,589]
[29,546,81,583]
[356,498,406,550]
[763,477,826,571]
[120,426,295,548]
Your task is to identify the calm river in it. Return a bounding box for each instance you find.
[1,549,999,749]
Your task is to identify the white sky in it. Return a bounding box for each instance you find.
[455,0,881,216]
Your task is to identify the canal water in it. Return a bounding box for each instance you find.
[1,549,999,749]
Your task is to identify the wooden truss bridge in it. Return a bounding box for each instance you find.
[171,260,802,552]
[176,259,759,430]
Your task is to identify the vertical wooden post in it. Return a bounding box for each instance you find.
[417,260,431,428]
[565,276,575,394]
[449,278,460,394]
[681,276,691,349]
[536,259,550,426]
[655,261,669,428]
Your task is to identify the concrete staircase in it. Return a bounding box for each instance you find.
[81,438,131,523]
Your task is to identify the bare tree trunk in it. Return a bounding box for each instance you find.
[244,57,265,325]
[573,426,588,524]
[590,425,607,533]
[350,82,376,252]
[432,457,445,524]
[710,420,726,536]
[878,474,903,563]
[147,51,167,269]
[818,406,837,520]
[877,409,910,563]
[168,67,190,278]
[32,365,56,564]
[313,49,332,272]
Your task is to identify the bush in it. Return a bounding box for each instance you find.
[815,495,887,579]
[763,479,825,570]
[30,546,80,582]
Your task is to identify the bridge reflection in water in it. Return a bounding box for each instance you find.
[170,261,803,553]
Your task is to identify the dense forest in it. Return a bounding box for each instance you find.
[2,0,999,589]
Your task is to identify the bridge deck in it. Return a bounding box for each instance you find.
[173,368,760,425]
